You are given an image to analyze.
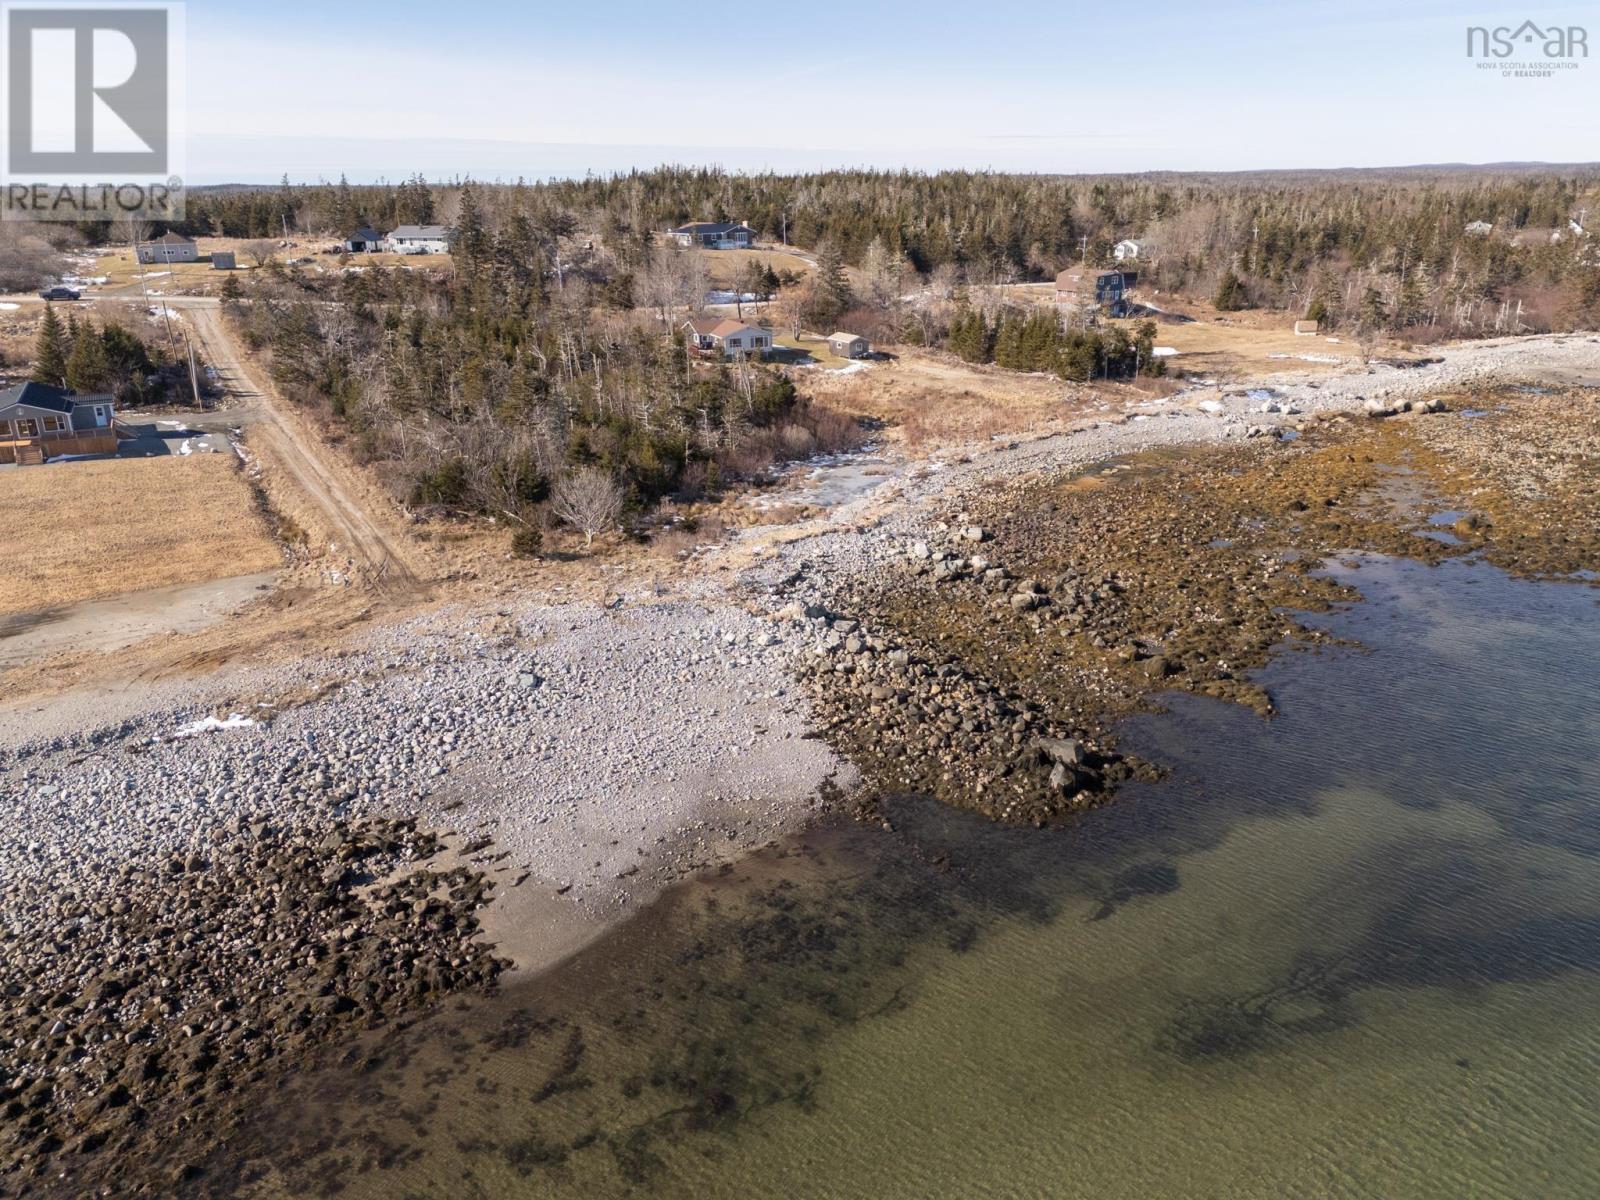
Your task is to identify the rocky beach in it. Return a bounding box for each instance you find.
[3,331,1599,1194]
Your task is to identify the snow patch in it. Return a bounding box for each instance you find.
[173,713,257,738]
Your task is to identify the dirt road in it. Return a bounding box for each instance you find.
[175,300,419,588]
[2,292,419,590]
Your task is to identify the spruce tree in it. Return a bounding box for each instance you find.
[32,304,68,386]
[454,184,490,284]
[66,320,109,393]
[810,241,853,327]
[1214,269,1248,311]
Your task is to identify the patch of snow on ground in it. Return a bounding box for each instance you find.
[172,713,257,738]
[1152,346,1179,357]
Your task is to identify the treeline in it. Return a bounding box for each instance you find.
[28,304,190,405]
[944,309,1163,381]
[227,190,858,539]
[156,164,1600,336]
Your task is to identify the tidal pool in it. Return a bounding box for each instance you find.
[225,554,1600,1199]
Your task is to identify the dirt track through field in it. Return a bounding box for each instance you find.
[173,301,420,590]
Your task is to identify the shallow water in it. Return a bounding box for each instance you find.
[227,555,1600,1198]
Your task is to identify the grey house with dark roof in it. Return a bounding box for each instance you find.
[0,381,118,464]
[668,221,756,249]
[136,231,198,264]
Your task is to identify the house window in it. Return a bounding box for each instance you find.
[43,415,64,432]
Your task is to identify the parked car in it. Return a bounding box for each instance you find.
[38,285,80,301]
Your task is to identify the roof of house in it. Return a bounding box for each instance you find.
[348,226,383,240]
[0,381,113,418]
[1055,267,1129,287]
[1116,239,1141,247]
[673,221,752,236]
[154,230,195,244]
[828,331,867,342]
[388,225,452,239]
[0,381,76,414]
[685,317,764,338]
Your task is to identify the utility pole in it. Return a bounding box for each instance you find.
[184,332,203,408]
[1078,234,1088,263]
[780,211,787,246]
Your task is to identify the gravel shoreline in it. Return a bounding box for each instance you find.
[2,330,1597,1189]
[6,332,1597,949]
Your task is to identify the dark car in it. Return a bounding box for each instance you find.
[38,285,80,301]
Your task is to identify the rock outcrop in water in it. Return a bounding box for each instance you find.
[0,816,504,1192]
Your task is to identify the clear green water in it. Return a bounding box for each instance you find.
[231,555,1600,1198]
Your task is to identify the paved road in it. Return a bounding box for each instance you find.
[2,292,418,589]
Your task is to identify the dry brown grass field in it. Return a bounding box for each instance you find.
[1109,304,1360,378]
[797,345,1148,446]
[0,455,282,616]
[702,247,814,287]
[84,239,453,298]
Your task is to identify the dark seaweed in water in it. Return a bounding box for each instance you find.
[168,556,1600,1199]
[1088,860,1180,921]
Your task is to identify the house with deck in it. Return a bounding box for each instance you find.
[137,231,198,264]
[0,382,118,464]
[386,225,455,254]
[1055,267,1137,317]
[668,221,756,249]
[682,317,771,358]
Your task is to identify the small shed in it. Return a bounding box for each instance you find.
[211,251,237,270]
[827,331,869,359]
[1113,239,1141,261]
[344,226,384,253]
[1293,319,1318,335]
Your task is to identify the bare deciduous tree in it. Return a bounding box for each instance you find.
[637,244,710,327]
[243,239,278,268]
[552,468,623,548]
[0,224,67,291]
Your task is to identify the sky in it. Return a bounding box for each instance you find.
[181,0,1600,183]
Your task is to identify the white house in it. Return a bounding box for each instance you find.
[1113,239,1141,261]
[668,221,756,249]
[683,317,770,358]
[137,231,198,264]
[386,225,455,254]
